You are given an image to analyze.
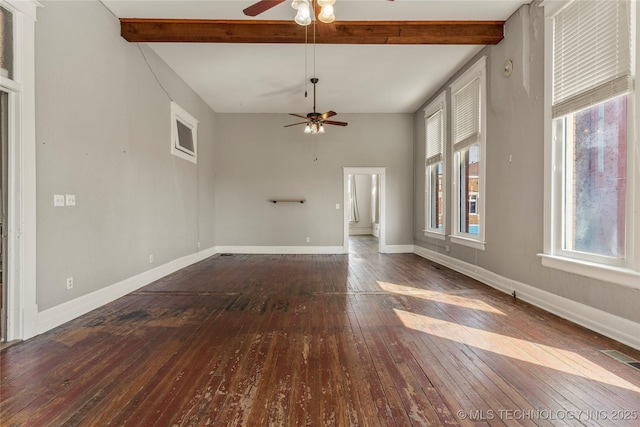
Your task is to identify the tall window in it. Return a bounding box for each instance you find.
[424,93,446,237]
[450,57,486,249]
[543,0,639,285]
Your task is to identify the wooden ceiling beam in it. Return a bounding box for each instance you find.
[120,19,504,45]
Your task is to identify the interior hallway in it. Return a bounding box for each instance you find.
[1,242,639,425]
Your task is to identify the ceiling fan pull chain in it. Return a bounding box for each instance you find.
[304,24,308,98]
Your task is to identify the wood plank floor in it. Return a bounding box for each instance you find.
[1,236,639,426]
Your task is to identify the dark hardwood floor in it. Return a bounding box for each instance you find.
[1,236,639,426]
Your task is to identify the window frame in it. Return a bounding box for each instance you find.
[541,0,640,289]
[170,101,198,164]
[449,56,486,250]
[423,92,447,239]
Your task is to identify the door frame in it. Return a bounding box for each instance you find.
[1,0,39,341]
[343,167,386,253]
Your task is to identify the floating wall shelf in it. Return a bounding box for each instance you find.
[269,199,306,204]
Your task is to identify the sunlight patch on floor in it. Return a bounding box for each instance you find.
[395,309,640,393]
[378,281,505,315]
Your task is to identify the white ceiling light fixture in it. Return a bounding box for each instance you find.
[317,0,336,24]
[293,0,312,26]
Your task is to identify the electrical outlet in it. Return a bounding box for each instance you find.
[306,237,311,243]
[65,194,76,206]
[66,277,73,290]
[54,194,65,207]
[445,244,451,253]
[149,255,154,263]
[335,203,340,210]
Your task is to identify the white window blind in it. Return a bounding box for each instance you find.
[552,0,633,118]
[425,109,444,166]
[453,76,480,150]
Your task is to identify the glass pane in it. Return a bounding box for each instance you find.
[562,96,627,258]
[0,6,13,80]
[428,162,444,230]
[458,144,480,235]
[176,120,194,153]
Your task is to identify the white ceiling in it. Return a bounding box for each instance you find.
[103,0,530,114]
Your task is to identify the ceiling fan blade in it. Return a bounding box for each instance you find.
[324,120,348,127]
[289,113,308,120]
[284,122,309,128]
[320,111,337,120]
[317,21,336,37]
[243,0,286,17]
[314,4,337,36]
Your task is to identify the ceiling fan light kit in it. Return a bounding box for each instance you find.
[304,123,325,134]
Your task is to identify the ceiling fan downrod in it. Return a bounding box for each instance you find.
[311,77,318,113]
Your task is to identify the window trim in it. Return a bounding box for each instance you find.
[449,56,486,250]
[541,0,640,289]
[423,92,446,239]
[170,101,198,164]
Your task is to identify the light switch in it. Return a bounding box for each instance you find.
[54,195,65,207]
[65,195,76,206]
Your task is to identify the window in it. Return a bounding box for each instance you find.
[0,5,14,80]
[170,101,198,163]
[450,57,486,249]
[424,93,446,238]
[542,0,640,287]
[468,193,477,215]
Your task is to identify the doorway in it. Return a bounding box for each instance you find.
[343,167,386,254]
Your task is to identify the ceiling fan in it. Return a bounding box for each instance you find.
[243,0,337,36]
[285,78,348,134]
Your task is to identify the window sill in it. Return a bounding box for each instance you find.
[423,231,446,240]
[450,235,485,250]
[538,254,640,290]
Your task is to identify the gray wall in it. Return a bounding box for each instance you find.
[35,0,216,311]
[214,113,413,247]
[413,3,640,323]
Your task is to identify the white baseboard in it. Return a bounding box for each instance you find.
[349,227,373,235]
[215,246,345,255]
[413,245,640,351]
[385,245,415,254]
[37,246,217,335]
